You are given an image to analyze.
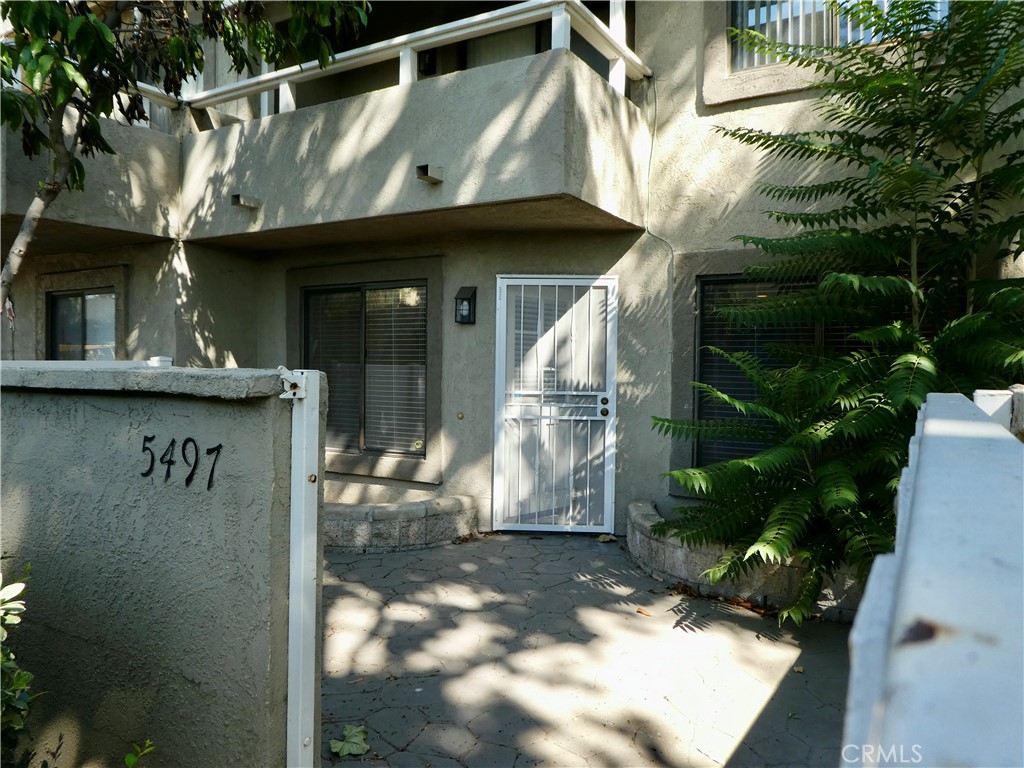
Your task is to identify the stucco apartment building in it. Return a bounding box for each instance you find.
[0,1,857,535]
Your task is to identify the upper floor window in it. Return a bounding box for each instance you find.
[730,0,949,70]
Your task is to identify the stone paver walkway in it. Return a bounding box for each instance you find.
[321,534,850,767]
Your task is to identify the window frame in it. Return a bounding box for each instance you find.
[703,0,948,106]
[287,257,444,484]
[693,275,818,467]
[304,280,429,459]
[36,267,127,361]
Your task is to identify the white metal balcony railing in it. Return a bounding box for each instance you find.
[137,0,649,119]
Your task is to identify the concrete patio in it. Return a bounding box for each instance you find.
[321,533,850,767]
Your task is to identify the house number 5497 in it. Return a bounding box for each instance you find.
[140,435,223,490]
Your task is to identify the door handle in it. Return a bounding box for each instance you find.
[600,408,609,417]
[600,397,609,405]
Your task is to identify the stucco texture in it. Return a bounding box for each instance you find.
[0,366,305,768]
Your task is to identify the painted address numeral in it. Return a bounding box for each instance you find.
[140,435,223,490]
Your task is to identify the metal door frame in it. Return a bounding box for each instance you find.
[492,275,617,532]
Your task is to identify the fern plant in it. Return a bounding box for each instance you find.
[655,0,1024,624]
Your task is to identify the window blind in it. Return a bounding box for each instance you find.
[696,280,815,465]
[364,285,427,455]
[730,0,949,71]
[306,289,363,452]
[305,282,427,457]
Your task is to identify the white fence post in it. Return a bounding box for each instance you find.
[280,368,322,767]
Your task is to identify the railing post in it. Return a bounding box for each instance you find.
[279,81,297,113]
[260,61,273,117]
[551,4,571,50]
[399,46,418,85]
[608,0,626,93]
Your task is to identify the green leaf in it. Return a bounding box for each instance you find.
[329,724,370,757]
[886,353,938,409]
[67,15,85,42]
[814,460,859,513]
[62,60,90,96]
[125,754,138,768]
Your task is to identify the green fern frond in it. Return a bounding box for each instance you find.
[972,279,1024,316]
[835,396,899,439]
[650,416,773,443]
[692,382,794,429]
[744,491,816,564]
[777,568,824,626]
[814,459,859,513]
[885,353,938,409]
[757,176,873,204]
[733,230,891,260]
[701,347,775,392]
[932,312,994,350]
[849,322,920,349]
[654,502,762,549]
[765,203,886,228]
[743,255,842,283]
[959,336,1024,379]
[715,291,860,327]
[733,444,805,476]
[820,272,921,300]
[702,543,757,584]
[716,126,871,167]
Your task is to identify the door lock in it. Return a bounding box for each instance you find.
[600,397,609,405]
[600,408,609,417]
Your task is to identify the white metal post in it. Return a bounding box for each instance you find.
[608,0,626,93]
[399,46,418,85]
[279,81,297,113]
[260,61,272,117]
[551,4,572,50]
[279,368,320,768]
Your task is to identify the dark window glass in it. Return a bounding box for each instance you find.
[48,291,116,361]
[696,279,814,465]
[305,283,427,456]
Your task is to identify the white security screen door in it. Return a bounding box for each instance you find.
[493,276,617,532]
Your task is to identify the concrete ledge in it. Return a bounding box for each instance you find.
[324,496,477,552]
[626,500,861,621]
[0,362,283,400]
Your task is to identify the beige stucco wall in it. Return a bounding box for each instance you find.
[0,242,261,367]
[0,365,325,767]
[1,119,180,240]
[244,227,673,533]
[180,49,648,240]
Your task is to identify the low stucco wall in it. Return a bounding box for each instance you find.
[627,500,861,621]
[0,363,325,767]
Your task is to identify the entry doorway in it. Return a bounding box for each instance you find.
[493,276,618,532]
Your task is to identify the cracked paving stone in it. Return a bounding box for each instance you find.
[744,733,813,765]
[386,750,465,768]
[363,707,429,750]
[405,722,479,760]
[462,739,519,768]
[524,590,580,614]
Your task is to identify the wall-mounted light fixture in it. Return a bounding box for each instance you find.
[455,286,476,324]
